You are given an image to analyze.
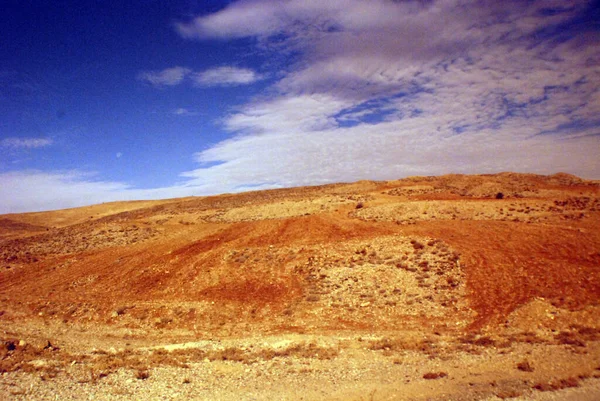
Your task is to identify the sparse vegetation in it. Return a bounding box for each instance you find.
[1,173,599,399]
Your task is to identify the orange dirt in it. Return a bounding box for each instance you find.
[402,220,600,328]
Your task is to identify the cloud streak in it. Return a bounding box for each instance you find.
[192,66,264,86]
[0,170,204,214]
[137,66,191,87]
[138,65,263,88]
[172,108,200,116]
[1,137,53,149]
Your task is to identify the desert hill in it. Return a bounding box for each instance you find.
[1,172,600,400]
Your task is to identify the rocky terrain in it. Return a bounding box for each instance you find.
[1,172,599,400]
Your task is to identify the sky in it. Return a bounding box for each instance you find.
[1,0,599,213]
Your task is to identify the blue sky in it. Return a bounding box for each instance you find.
[1,0,599,213]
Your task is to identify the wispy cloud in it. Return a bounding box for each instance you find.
[0,170,203,214]
[1,137,53,149]
[172,108,200,116]
[138,66,262,88]
[137,66,191,87]
[175,0,285,39]
[172,0,600,190]
[0,171,131,213]
[192,66,263,86]
[223,93,349,134]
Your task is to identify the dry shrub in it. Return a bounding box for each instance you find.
[460,334,496,347]
[114,305,129,316]
[81,348,188,381]
[534,377,580,391]
[506,331,545,345]
[305,294,320,302]
[368,337,438,357]
[410,240,425,250]
[516,360,534,372]
[571,325,600,341]
[495,389,522,399]
[210,347,249,363]
[173,342,338,365]
[0,339,65,376]
[473,336,496,347]
[257,342,338,360]
[367,338,402,351]
[423,371,447,379]
[446,276,458,287]
[554,331,586,347]
[1,337,338,381]
[135,369,150,380]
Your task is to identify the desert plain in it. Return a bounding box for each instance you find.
[1,172,600,400]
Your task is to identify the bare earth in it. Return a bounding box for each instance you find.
[1,172,600,400]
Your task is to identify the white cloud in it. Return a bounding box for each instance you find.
[223,93,350,134]
[175,0,448,42]
[1,137,53,149]
[0,170,206,214]
[0,171,131,213]
[175,0,285,39]
[180,119,600,192]
[192,66,263,86]
[138,66,262,88]
[137,66,191,87]
[172,108,200,116]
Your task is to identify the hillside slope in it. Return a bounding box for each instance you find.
[1,173,600,400]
